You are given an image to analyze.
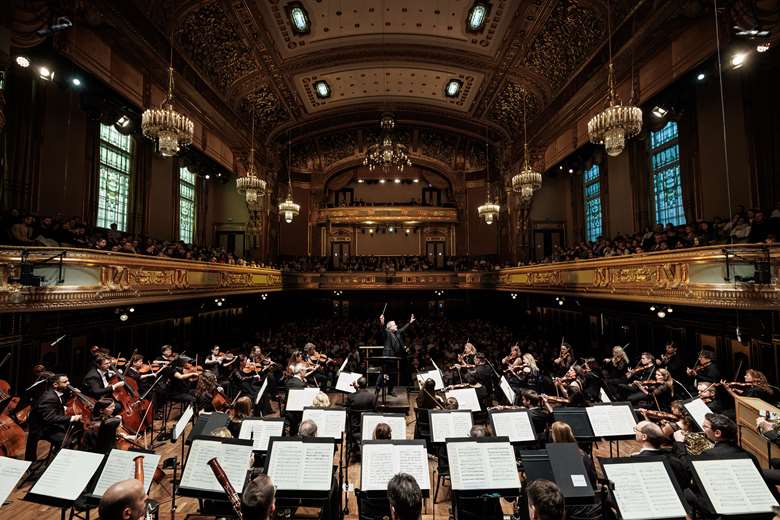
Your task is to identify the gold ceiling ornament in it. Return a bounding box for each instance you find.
[587,2,641,157]
[279,135,300,224]
[477,134,500,225]
[363,113,412,173]
[511,88,542,200]
[236,110,267,206]
[141,51,194,157]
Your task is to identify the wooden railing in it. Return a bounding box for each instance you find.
[313,205,458,224]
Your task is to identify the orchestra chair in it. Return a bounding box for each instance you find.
[433,446,451,503]
[413,409,432,452]
[355,489,391,520]
[93,416,121,454]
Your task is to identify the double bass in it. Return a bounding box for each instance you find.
[108,357,153,435]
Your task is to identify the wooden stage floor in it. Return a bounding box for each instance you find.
[3,389,641,519]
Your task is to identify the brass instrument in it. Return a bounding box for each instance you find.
[683,432,714,456]
[207,458,244,520]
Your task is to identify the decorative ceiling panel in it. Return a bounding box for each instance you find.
[256,0,517,58]
[173,1,258,90]
[487,81,539,135]
[296,66,483,113]
[242,85,290,133]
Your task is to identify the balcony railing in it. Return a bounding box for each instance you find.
[313,205,459,224]
[0,245,777,311]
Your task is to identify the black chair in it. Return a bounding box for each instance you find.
[433,446,450,503]
[413,409,431,450]
[94,417,121,454]
[355,489,391,520]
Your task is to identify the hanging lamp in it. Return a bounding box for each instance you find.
[236,110,267,205]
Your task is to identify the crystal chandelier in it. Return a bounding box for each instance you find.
[587,3,641,157]
[142,54,194,157]
[512,89,542,199]
[363,113,412,172]
[279,137,300,224]
[236,110,267,205]
[477,137,500,225]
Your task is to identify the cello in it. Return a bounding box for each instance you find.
[108,356,153,435]
[0,353,27,457]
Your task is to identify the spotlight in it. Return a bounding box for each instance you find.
[388,226,394,232]
[568,168,574,174]
[15,56,30,68]
[731,52,748,69]
[666,307,673,313]
[129,307,135,313]
[559,165,564,170]
[413,179,419,183]
[394,178,401,184]
[379,179,386,184]
[368,228,374,234]
[696,72,706,81]
[205,174,211,180]
[119,312,129,322]
[38,66,53,80]
[116,115,131,128]
[357,179,364,183]
[657,310,666,318]
[651,106,668,119]
[70,77,82,87]
[558,300,564,306]
[405,229,411,235]
[217,301,223,307]
[757,43,770,53]
[650,305,656,311]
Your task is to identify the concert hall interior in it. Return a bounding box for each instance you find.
[2,1,780,519]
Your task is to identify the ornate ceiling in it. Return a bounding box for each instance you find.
[88,0,677,172]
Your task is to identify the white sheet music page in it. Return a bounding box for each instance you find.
[255,378,268,405]
[599,388,611,403]
[361,444,431,492]
[490,411,535,442]
[586,405,636,437]
[302,408,346,439]
[338,356,350,374]
[445,388,481,411]
[238,420,285,451]
[447,441,519,490]
[430,411,472,443]
[683,398,713,430]
[484,442,521,489]
[417,370,444,390]
[362,414,407,440]
[335,372,362,393]
[30,449,105,501]
[92,450,161,496]
[180,440,253,493]
[268,441,334,491]
[286,388,321,411]
[173,405,194,441]
[397,444,431,491]
[692,458,778,515]
[603,461,687,520]
[499,376,516,405]
[0,457,31,506]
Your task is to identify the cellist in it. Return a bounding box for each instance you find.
[83,355,125,408]
[24,373,82,461]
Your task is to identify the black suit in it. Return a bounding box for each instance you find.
[83,368,113,398]
[381,322,410,393]
[285,377,307,389]
[346,389,377,445]
[25,389,73,461]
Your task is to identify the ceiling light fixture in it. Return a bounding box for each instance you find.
[314,80,331,99]
[394,178,401,184]
[413,178,419,183]
[38,66,53,80]
[651,106,668,119]
[142,49,194,157]
[70,77,82,87]
[466,2,490,32]
[15,56,30,68]
[363,113,412,173]
[731,51,748,69]
[757,43,770,53]
[696,72,706,81]
[286,2,311,35]
[511,88,542,202]
[236,109,267,206]
[478,130,501,224]
[587,1,642,156]
[444,79,462,97]
[279,133,300,224]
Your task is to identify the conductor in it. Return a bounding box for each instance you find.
[379,312,415,396]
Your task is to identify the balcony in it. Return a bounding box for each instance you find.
[313,205,459,225]
[0,247,282,312]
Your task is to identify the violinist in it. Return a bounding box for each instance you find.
[552,366,587,406]
[553,342,574,377]
[627,368,674,410]
[155,344,177,366]
[81,398,122,453]
[204,345,236,382]
[602,346,629,394]
[721,369,775,403]
[618,352,655,399]
[163,357,197,405]
[25,374,82,461]
[227,396,254,438]
[686,349,720,385]
[124,354,156,395]
[415,378,444,411]
[507,353,542,393]
[304,343,333,390]
[285,351,304,380]
[458,342,477,369]
[83,356,125,407]
[520,390,553,438]
[194,370,223,413]
[501,344,521,370]
[696,381,723,413]
[655,341,684,380]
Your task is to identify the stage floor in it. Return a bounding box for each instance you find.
[4,389,641,519]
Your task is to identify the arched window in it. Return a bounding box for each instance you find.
[650,121,685,226]
[97,124,133,230]
[179,167,197,243]
[583,164,602,242]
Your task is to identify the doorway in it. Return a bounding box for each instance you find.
[426,241,446,269]
[331,241,350,269]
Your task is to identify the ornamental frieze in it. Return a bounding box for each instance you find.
[101,266,189,291]
[592,263,689,290]
[219,272,253,288]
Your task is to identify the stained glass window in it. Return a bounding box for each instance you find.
[97,124,133,230]
[179,167,196,244]
[650,121,685,226]
[583,164,602,242]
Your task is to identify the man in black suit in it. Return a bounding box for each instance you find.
[345,377,377,449]
[25,373,82,461]
[379,312,415,396]
[83,355,125,399]
[284,363,308,435]
[632,420,690,487]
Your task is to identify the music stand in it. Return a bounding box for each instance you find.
[369,356,401,404]
[0,458,30,507]
[429,409,473,443]
[178,435,254,503]
[361,412,407,441]
[445,437,520,497]
[682,397,713,431]
[519,443,595,505]
[489,409,537,445]
[553,407,596,442]
[265,436,336,509]
[585,402,638,457]
[81,448,161,510]
[187,412,230,444]
[360,440,431,498]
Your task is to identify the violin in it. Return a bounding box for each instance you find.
[637,408,679,422]
[633,379,664,387]
[723,381,755,389]
[542,395,570,406]
[626,363,653,377]
[182,362,204,375]
[687,359,711,376]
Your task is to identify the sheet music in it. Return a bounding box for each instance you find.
[446,441,520,490]
[238,419,285,451]
[692,458,778,515]
[499,376,516,405]
[286,388,321,411]
[490,411,535,443]
[30,449,104,501]
[430,411,473,443]
[600,388,611,403]
[173,405,194,441]
[92,450,161,496]
[361,443,431,491]
[683,398,713,430]
[302,408,347,439]
[335,372,362,393]
[338,356,349,374]
[603,461,687,520]
[586,405,636,437]
[416,369,444,390]
[0,457,31,505]
[180,440,253,493]
[445,388,481,411]
[255,377,268,405]
[267,441,334,491]
[362,414,407,440]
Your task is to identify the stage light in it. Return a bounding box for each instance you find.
[731,52,748,69]
[394,178,401,184]
[388,226,395,232]
[558,300,564,306]
[445,79,463,97]
[696,73,706,81]
[313,80,331,99]
[667,307,673,313]
[413,179,419,183]
[129,307,135,313]
[568,168,574,174]
[119,312,129,322]
[205,174,211,180]
[657,310,666,318]
[651,106,668,119]
[368,228,374,234]
[217,301,223,307]
[379,179,386,184]
[405,229,411,235]
[559,165,564,170]
[757,43,770,53]
[15,56,30,68]
[71,77,82,87]
[117,115,131,128]
[650,305,656,311]
[38,66,53,80]
[357,179,364,183]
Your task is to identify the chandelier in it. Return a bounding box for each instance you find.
[142,56,194,157]
[512,89,542,199]
[363,113,412,172]
[236,110,267,205]
[477,137,500,225]
[587,3,641,157]
[279,137,300,224]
